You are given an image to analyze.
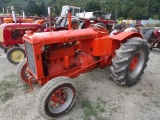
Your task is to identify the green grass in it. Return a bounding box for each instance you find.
[0,91,14,102]
[22,84,30,91]
[81,99,98,117]
[0,81,18,102]
[81,97,108,120]
[4,74,17,80]
[0,81,16,91]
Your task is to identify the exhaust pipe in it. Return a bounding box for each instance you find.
[48,7,52,32]
[22,11,25,19]
[10,6,17,23]
[6,7,9,14]
[67,7,72,30]
[3,8,5,14]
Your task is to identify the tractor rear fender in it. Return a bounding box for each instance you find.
[110,32,143,42]
[108,32,143,56]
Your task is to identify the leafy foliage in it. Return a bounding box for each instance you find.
[0,0,160,19]
[85,1,101,12]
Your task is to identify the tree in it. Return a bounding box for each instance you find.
[154,15,159,20]
[25,0,40,16]
[127,6,142,19]
[85,1,101,12]
[36,1,47,16]
[118,17,124,20]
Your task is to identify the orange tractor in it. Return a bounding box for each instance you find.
[17,8,149,119]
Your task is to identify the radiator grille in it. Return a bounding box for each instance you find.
[0,28,4,42]
[25,41,36,75]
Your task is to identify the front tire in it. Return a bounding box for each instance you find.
[16,58,37,84]
[37,76,77,119]
[110,37,149,87]
[6,47,25,64]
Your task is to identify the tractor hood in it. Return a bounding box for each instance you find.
[23,28,99,45]
[3,18,34,23]
[0,23,42,30]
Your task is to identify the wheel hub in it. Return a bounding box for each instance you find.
[130,54,139,71]
[50,88,68,108]
[10,50,24,62]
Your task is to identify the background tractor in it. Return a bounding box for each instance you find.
[55,5,116,31]
[2,10,34,23]
[17,7,149,119]
[0,6,44,64]
[0,10,41,25]
[144,28,160,50]
[77,11,115,32]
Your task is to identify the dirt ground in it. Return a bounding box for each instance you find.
[0,48,160,120]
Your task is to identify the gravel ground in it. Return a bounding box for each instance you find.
[0,48,160,120]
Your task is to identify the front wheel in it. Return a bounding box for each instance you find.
[37,76,77,119]
[110,37,149,87]
[6,47,25,64]
[16,58,37,84]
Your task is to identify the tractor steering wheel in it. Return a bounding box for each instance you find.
[90,24,108,33]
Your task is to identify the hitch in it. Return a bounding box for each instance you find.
[24,77,33,93]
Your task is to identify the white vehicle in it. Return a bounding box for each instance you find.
[60,5,81,17]
[56,5,81,29]
[76,11,111,20]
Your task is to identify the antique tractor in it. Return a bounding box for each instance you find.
[2,10,34,24]
[78,11,115,32]
[144,28,160,50]
[56,6,116,32]
[0,23,43,64]
[17,8,149,119]
[0,6,44,64]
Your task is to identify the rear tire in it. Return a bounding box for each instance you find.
[144,29,155,50]
[6,47,25,64]
[71,19,80,29]
[110,37,149,87]
[37,76,77,119]
[78,22,85,29]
